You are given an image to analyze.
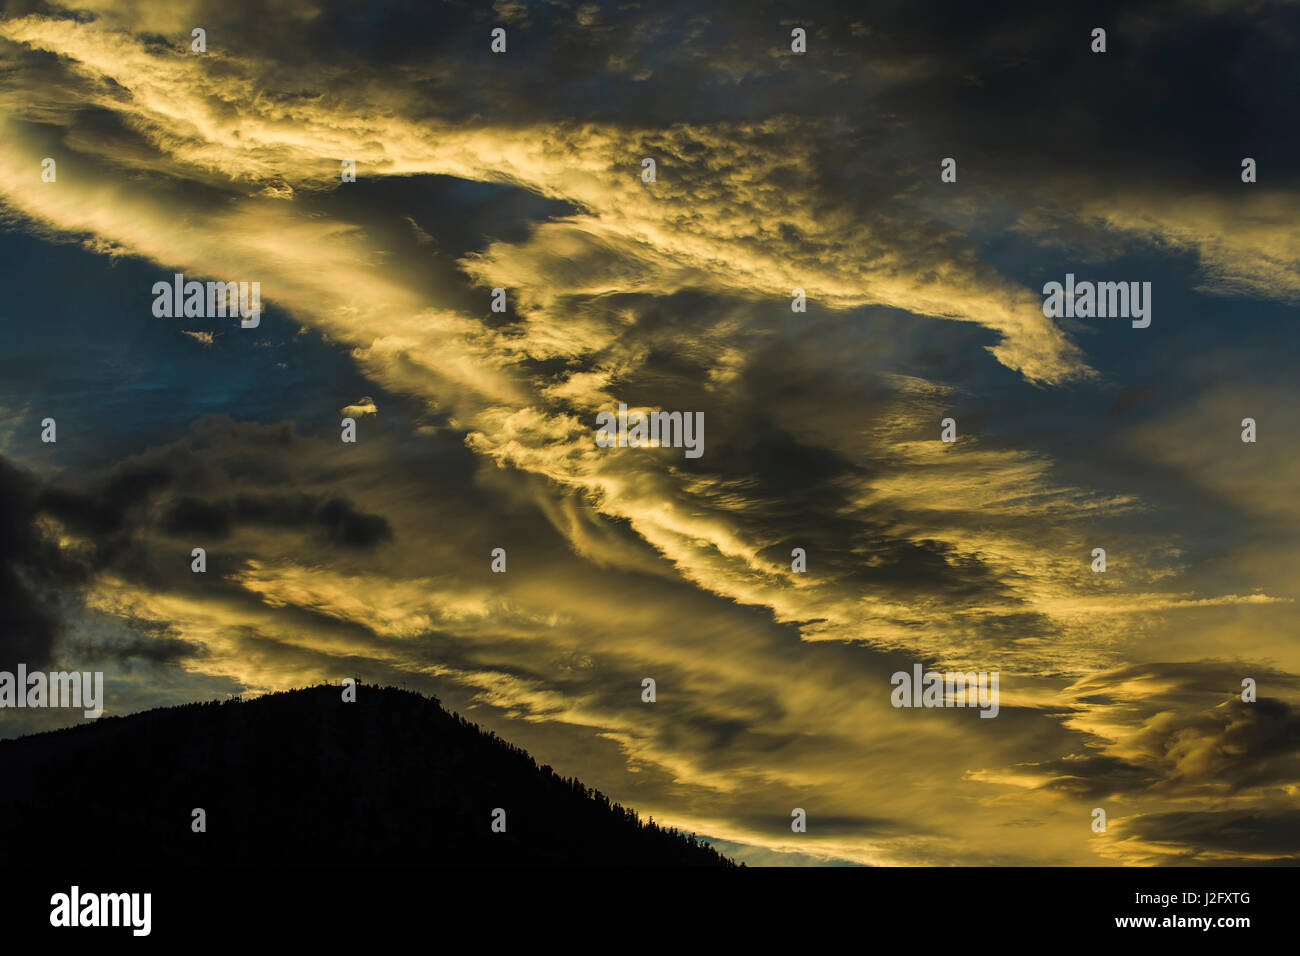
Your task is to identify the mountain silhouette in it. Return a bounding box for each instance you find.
[0,683,735,866]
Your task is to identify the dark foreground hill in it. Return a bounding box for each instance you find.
[0,684,734,866]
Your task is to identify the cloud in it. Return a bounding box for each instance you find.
[1,0,1298,866]
[340,397,378,417]
[0,457,91,671]
[163,493,393,547]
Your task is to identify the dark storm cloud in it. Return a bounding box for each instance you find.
[1037,662,1300,801]
[0,457,89,670]
[1034,754,1160,800]
[733,810,900,840]
[108,0,1296,185]
[26,428,390,560]
[0,453,171,671]
[1125,808,1300,863]
[163,493,393,548]
[36,461,173,558]
[0,422,399,677]
[63,631,204,666]
[16,0,1287,189]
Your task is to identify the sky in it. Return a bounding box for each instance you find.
[1,0,1298,866]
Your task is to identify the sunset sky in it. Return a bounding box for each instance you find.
[2,0,1298,866]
